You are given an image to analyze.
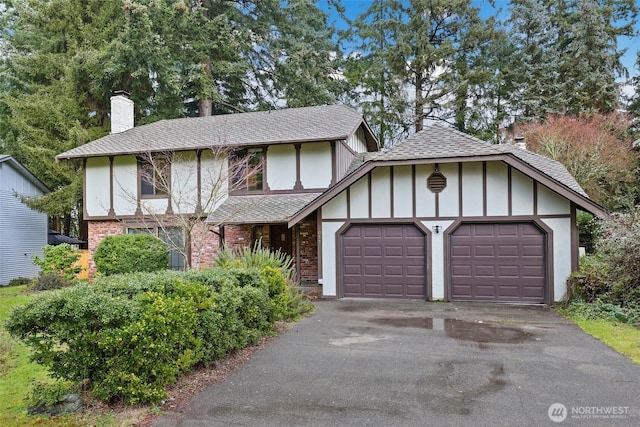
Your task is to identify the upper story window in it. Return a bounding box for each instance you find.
[139,156,169,197]
[231,148,264,192]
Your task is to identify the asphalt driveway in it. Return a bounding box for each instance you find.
[154,300,640,426]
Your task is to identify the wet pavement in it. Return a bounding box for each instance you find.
[154,299,640,426]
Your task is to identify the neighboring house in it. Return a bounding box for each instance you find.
[0,155,49,285]
[57,95,606,304]
[56,93,378,279]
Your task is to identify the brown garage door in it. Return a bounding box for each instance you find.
[450,223,545,303]
[342,224,425,298]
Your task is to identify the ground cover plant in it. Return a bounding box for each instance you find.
[560,208,640,364]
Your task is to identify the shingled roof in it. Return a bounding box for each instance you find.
[377,124,587,197]
[57,105,376,160]
[288,123,607,226]
[206,193,322,225]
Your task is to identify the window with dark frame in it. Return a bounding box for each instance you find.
[139,157,169,196]
[231,148,263,192]
[127,226,185,271]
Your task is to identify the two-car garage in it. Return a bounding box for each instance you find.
[340,222,546,303]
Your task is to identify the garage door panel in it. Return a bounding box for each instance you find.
[474,285,496,297]
[385,265,403,276]
[451,223,545,303]
[452,245,472,257]
[343,225,425,298]
[497,245,519,257]
[385,246,403,257]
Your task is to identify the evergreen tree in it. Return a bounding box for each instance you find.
[345,0,492,147]
[508,0,637,119]
[0,0,343,237]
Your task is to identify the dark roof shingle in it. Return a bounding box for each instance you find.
[206,193,322,224]
[57,105,368,159]
[377,124,587,196]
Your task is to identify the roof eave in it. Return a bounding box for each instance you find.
[56,134,359,161]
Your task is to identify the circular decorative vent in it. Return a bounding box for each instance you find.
[427,171,447,193]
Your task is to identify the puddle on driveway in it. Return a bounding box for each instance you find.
[369,317,534,344]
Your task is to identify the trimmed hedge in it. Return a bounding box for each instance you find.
[5,268,278,404]
[94,234,169,276]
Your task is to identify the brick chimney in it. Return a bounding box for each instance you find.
[110,90,134,134]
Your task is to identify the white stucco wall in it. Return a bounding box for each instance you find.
[349,176,369,218]
[511,169,534,215]
[300,142,332,189]
[86,157,111,216]
[112,155,138,216]
[371,167,391,218]
[393,165,413,218]
[201,150,228,211]
[541,217,572,302]
[538,184,570,215]
[415,164,436,217]
[267,145,296,190]
[321,221,344,297]
[461,162,483,216]
[323,191,348,219]
[486,162,509,216]
[170,151,198,214]
[421,220,455,300]
[438,163,459,217]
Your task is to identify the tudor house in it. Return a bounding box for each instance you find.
[57,94,607,304]
[56,93,378,280]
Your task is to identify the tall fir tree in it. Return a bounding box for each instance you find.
[345,0,493,147]
[0,0,344,237]
[508,0,637,119]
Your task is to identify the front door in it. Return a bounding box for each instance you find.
[270,224,293,258]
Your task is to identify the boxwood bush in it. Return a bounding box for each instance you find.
[5,268,278,404]
[94,234,169,276]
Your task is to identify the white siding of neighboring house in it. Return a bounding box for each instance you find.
[0,162,47,285]
[300,142,332,189]
[320,161,572,301]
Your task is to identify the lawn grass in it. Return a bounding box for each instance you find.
[562,313,640,365]
[0,285,120,426]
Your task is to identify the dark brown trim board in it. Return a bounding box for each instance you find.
[108,156,115,217]
[570,203,579,272]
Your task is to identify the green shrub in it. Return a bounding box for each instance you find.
[216,241,294,280]
[566,255,609,303]
[29,273,73,291]
[216,243,314,321]
[592,210,640,306]
[560,300,640,325]
[94,234,169,276]
[8,277,32,287]
[32,244,82,281]
[27,381,77,406]
[6,268,277,404]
